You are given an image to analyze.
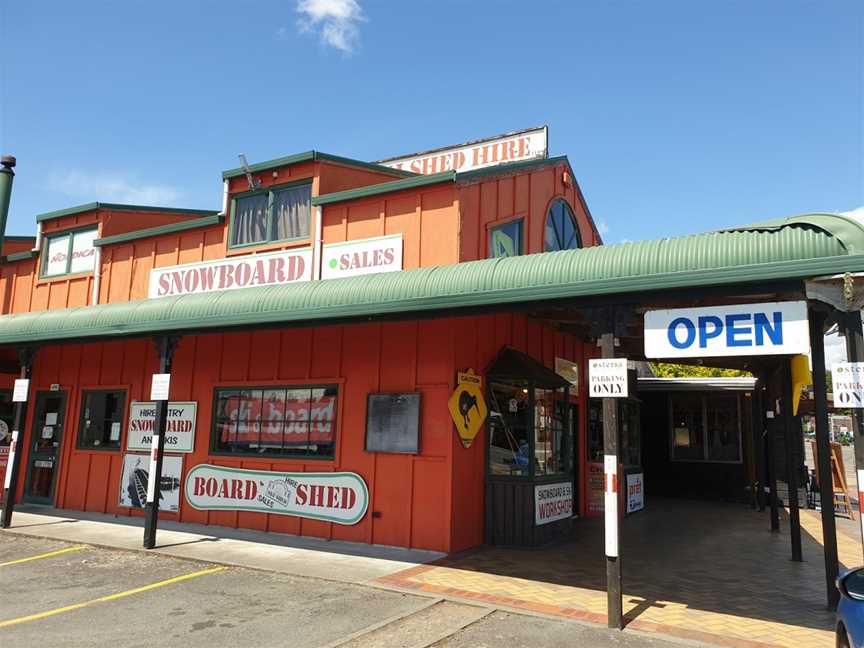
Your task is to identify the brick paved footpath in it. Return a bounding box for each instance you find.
[376,499,855,647]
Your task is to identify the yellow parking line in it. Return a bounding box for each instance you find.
[0,565,227,628]
[0,545,87,567]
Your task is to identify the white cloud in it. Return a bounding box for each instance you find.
[296,0,365,53]
[596,217,610,236]
[841,206,864,226]
[51,170,181,206]
[825,331,848,369]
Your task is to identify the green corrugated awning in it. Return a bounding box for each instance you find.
[0,213,861,346]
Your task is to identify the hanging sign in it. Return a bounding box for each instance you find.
[184,464,368,525]
[447,369,488,448]
[534,482,573,525]
[644,301,810,358]
[148,248,313,298]
[589,359,628,398]
[12,379,29,402]
[626,472,644,513]
[833,363,864,408]
[321,235,403,280]
[119,452,182,511]
[554,357,579,388]
[376,126,548,175]
[127,402,197,453]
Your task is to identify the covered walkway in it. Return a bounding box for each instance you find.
[379,499,852,648]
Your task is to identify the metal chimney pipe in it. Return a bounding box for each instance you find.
[0,155,16,257]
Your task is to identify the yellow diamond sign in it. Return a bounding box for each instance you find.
[448,369,488,449]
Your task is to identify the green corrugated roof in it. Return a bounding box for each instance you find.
[35,202,218,223]
[221,151,416,180]
[0,213,860,346]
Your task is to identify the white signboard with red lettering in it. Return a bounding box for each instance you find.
[534,481,573,526]
[127,402,197,453]
[321,235,403,280]
[376,126,548,175]
[148,248,313,298]
[185,465,368,525]
[626,472,644,514]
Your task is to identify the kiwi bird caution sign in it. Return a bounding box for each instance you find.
[448,370,488,449]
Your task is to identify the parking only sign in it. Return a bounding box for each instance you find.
[589,359,628,398]
[833,363,864,408]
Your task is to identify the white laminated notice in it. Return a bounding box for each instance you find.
[150,374,171,401]
[859,470,864,542]
[604,454,618,557]
[146,435,160,504]
[4,431,19,490]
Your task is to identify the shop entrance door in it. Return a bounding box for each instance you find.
[23,391,67,504]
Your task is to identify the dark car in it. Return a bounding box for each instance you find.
[837,568,864,647]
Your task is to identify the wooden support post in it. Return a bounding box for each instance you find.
[764,371,780,531]
[0,348,36,529]
[810,307,839,609]
[781,360,803,561]
[841,311,864,562]
[599,331,623,630]
[143,336,179,550]
[752,375,766,512]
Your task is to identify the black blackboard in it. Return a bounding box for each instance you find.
[365,393,421,454]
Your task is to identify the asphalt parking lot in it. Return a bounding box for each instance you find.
[0,533,685,647]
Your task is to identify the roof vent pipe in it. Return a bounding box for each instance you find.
[0,155,16,258]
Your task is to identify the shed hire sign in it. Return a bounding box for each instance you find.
[184,464,369,525]
[644,301,810,358]
[127,402,197,453]
[376,126,548,175]
[148,248,312,298]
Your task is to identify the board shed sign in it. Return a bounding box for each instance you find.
[127,402,197,453]
[184,464,369,525]
[644,300,810,358]
[148,248,313,298]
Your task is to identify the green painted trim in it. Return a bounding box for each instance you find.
[312,171,456,206]
[36,202,218,223]
[456,155,570,182]
[2,250,37,263]
[94,214,225,247]
[2,253,862,346]
[222,151,415,180]
[3,235,36,242]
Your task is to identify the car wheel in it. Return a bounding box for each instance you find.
[837,623,851,648]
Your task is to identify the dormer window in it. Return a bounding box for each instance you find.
[41,227,98,277]
[229,181,312,248]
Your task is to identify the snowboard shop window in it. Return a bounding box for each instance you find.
[211,385,338,459]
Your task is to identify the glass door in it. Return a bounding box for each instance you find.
[24,391,67,504]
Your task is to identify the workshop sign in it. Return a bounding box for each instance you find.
[321,234,403,280]
[589,359,629,398]
[184,464,369,525]
[447,369,488,448]
[127,402,197,453]
[644,300,810,358]
[148,248,313,298]
[833,362,864,408]
[534,482,573,526]
[376,126,548,175]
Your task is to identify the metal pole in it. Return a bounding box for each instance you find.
[810,307,839,609]
[143,336,178,549]
[752,375,766,512]
[1,347,36,529]
[764,370,780,531]
[600,331,623,630]
[782,360,803,561]
[841,310,864,561]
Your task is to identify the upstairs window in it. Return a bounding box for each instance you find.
[230,182,312,248]
[488,219,524,258]
[544,199,581,252]
[41,228,98,277]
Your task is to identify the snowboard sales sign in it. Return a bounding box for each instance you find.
[184,464,369,525]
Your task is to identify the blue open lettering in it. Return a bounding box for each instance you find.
[667,317,696,349]
[754,312,783,346]
[726,313,753,347]
[697,316,723,348]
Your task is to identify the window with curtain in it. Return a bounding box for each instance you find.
[230,182,312,247]
[543,199,581,252]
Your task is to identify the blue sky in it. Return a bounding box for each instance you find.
[0,1,861,242]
